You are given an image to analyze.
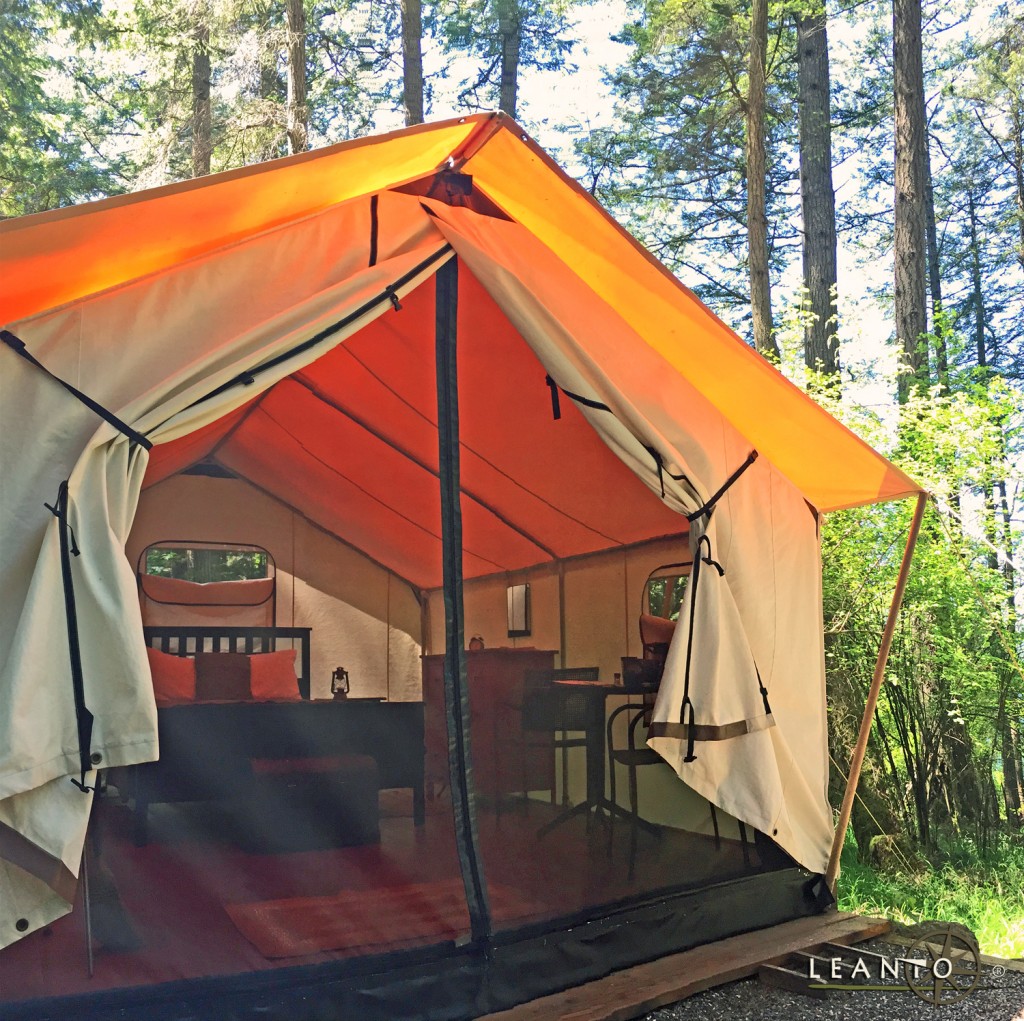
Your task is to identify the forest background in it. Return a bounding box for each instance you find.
[4,0,1024,954]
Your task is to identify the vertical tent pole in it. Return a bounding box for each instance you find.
[558,561,567,669]
[825,491,928,892]
[435,255,491,943]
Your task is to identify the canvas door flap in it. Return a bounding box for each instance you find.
[424,201,753,519]
[462,129,922,512]
[0,208,452,945]
[0,774,98,951]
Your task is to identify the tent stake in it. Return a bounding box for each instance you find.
[825,491,927,893]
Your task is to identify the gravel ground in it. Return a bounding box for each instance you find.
[641,937,1024,1021]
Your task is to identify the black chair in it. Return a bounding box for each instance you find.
[606,697,663,879]
[519,667,599,807]
[605,616,674,878]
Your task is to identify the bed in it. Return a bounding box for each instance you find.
[128,626,425,849]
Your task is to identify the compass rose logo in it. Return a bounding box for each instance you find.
[904,924,982,1005]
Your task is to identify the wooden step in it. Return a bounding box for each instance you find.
[478,911,890,1021]
[759,963,829,999]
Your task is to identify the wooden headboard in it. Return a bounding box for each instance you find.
[143,626,313,699]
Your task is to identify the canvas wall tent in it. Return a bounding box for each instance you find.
[0,113,924,1020]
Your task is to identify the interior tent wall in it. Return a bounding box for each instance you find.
[128,474,423,701]
[426,537,690,675]
[423,536,745,836]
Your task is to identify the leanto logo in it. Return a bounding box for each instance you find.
[807,924,992,1006]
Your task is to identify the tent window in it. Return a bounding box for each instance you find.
[142,541,271,583]
[644,564,692,621]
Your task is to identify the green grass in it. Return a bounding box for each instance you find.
[835,837,1024,958]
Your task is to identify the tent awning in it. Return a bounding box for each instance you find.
[0,113,922,514]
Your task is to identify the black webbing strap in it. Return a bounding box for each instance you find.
[434,257,492,945]
[369,194,379,267]
[676,531,773,760]
[43,481,95,793]
[679,533,723,762]
[543,374,612,419]
[686,450,758,523]
[756,665,772,715]
[1,330,152,451]
[644,446,694,499]
[173,244,452,419]
[543,376,704,501]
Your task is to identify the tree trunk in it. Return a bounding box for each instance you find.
[893,0,928,400]
[746,0,779,360]
[285,0,308,154]
[1013,107,1024,272]
[924,177,947,389]
[401,0,424,125]
[796,6,839,384]
[968,191,988,368]
[191,14,212,178]
[998,691,1023,829]
[496,0,520,119]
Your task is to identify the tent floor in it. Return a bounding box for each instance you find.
[0,787,791,1007]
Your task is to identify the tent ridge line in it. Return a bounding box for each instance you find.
[290,375,560,561]
[158,244,453,429]
[0,115,490,238]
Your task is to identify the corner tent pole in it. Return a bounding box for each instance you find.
[825,491,928,893]
[435,255,491,943]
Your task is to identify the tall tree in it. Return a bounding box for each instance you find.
[191,2,213,177]
[1,0,135,216]
[892,0,929,399]
[746,0,779,359]
[496,0,521,117]
[795,0,839,382]
[284,0,308,152]
[578,0,800,344]
[400,0,424,124]
[434,0,576,119]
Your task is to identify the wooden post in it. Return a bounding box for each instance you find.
[825,491,928,892]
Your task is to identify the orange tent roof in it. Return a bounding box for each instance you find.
[0,113,921,514]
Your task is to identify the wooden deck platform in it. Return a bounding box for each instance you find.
[478,911,890,1021]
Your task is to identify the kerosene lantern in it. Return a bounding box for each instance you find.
[331,666,350,699]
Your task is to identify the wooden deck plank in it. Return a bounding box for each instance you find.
[478,912,890,1021]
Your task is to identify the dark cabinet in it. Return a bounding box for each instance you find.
[423,649,557,800]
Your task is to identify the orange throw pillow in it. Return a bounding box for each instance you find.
[146,646,196,704]
[249,649,300,700]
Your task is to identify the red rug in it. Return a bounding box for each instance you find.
[225,879,545,958]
